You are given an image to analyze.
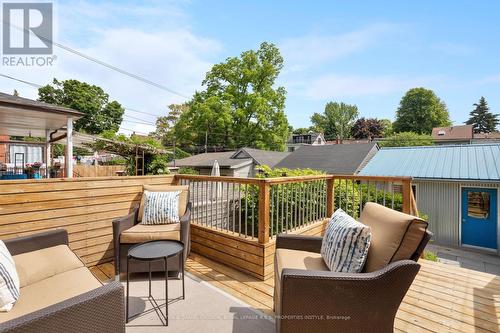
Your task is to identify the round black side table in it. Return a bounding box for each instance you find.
[126,240,185,326]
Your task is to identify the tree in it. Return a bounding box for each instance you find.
[380,119,393,137]
[393,88,451,134]
[292,127,316,135]
[154,103,188,145]
[465,97,499,133]
[38,78,124,134]
[174,42,289,151]
[351,118,384,139]
[378,131,434,147]
[311,102,358,140]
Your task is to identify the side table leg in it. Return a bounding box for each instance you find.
[165,257,168,326]
[126,256,129,323]
[148,261,152,298]
[181,252,185,300]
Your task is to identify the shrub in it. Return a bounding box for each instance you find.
[178,167,198,175]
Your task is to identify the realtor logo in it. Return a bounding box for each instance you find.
[2,2,52,54]
[1,2,55,66]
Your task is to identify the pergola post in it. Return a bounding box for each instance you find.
[45,129,51,178]
[66,117,73,178]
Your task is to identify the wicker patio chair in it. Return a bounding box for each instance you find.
[274,202,432,333]
[112,185,191,277]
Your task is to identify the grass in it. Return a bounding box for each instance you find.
[423,250,438,262]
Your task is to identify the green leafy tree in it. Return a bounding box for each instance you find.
[351,118,384,139]
[154,103,188,145]
[465,97,499,133]
[174,42,289,151]
[393,88,451,134]
[292,127,316,135]
[38,78,124,134]
[311,102,358,140]
[379,131,434,147]
[380,119,393,137]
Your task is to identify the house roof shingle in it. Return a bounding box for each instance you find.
[432,125,473,141]
[231,148,290,168]
[359,144,500,181]
[170,147,289,169]
[275,143,378,174]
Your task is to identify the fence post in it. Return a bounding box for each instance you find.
[258,180,270,244]
[402,179,412,214]
[326,177,335,217]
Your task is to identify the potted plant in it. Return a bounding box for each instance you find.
[32,162,42,179]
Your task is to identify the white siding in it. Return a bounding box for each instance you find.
[415,180,500,249]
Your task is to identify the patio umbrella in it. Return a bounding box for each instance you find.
[211,159,222,200]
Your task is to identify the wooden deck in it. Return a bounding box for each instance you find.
[93,254,500,333]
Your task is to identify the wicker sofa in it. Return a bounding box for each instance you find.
[0,229,125,333]
[274,202,432,333]
[112,184,191,277]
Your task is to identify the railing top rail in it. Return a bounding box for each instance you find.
[331,175,413,182]
[174,174,263,184]
[175,174,413,185]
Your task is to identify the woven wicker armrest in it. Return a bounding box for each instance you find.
[180,202,192,260]
[276,234,323,253]
[112,208,138,275]
[4,229,68,256]
[277,260,420,333]
[0,282,125,333]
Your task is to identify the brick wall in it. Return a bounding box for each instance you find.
[0,135,8,163]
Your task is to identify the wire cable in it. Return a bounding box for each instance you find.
[0,19,189,98]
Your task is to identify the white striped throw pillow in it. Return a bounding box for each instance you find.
[141,191,181,225]
[321,209,371,273]
[0,240,20,312]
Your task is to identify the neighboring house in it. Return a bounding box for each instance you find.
[286,132,325,152]
[276,143,379,174]
[432,125,500,144]
[432,125,473,145]
[0,135,7,163]
[360,144,500,254]
[472,132,500,144]
[171,147,290,177]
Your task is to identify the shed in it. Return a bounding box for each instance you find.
[360,144,500,253]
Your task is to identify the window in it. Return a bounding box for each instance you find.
[467,191,490,219]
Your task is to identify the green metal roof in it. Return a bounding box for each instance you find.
[359,144,500,181]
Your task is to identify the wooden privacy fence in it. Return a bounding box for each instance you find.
[73,164,125,178]
[0,175,175,266]
[0,174,414,280]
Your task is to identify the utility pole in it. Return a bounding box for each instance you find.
[173,137,176,167]
[204,128,208,153]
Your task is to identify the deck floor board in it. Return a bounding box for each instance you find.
[94,255,500,332]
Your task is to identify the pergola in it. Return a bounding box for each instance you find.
[0,92,83,178]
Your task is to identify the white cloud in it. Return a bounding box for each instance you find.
[293,74,443,100]
[0,1,221,136]
[280,23,395,72]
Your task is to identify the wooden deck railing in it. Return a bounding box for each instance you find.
[0,173,414,280]
[176,174,414,244]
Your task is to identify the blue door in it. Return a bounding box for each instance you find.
[461,188,498,250]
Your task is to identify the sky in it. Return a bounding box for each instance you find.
[1,0,500,135]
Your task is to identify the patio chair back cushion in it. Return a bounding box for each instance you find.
[359,202,428,272]
[0,241,19,312]
[141,191,181,225]
[321,209,371,272]
[138,185,189,221]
